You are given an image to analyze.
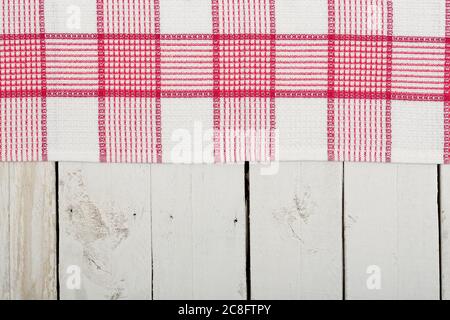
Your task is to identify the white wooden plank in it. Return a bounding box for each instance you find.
[152,164,246,300]
[0,163,57,300]
[250,162,343,300]
[59,163,152,300]
[345,163,439,300]
[440,165,450,300]
[0,164,9,299]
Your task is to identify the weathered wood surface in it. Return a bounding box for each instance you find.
[59,163,245,300]
[344,163,440,300]
[0,163,57,300]
[151,164,246,300]
[250,162,343,299]
[59,163,152,300]
[0,161,447,300]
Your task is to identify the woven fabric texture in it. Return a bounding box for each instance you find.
[0,0,449,163]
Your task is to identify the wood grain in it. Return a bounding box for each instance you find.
[344,163,440,300]
[59,163,152,300]
[0,161,444,300]
[151,164,246,300]
[250,162,343,299]
[0,164,9,299]
[0,163,57,300]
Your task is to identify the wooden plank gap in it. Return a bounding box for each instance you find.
[341,162,346,301]
[55,162,61,300]
[245,161,251,300]
[441,165,450,300]
[438,165,443,300]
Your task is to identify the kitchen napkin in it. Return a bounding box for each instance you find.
[1,0,449,164]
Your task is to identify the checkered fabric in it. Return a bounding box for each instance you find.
[0,0,449,163]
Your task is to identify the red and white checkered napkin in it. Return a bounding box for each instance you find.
[1,0,449,164]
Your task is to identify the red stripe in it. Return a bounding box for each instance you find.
[0,88,445,101]
[1,33,448,45]
[97,0,106,162]
[269,0,276,161]
[212,0,220,162]
[154,0,162,163]
[445,0,450,163]
[385,0,394,162]
[39,0,47,161]
[327,0,336,161]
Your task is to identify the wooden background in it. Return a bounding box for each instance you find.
[0,161,447,299]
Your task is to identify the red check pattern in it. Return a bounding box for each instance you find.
[97,0,161,162]
[327,0,393,162]
[212,0,276,162]
[0,0,47,161]
[0,0,449,163]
